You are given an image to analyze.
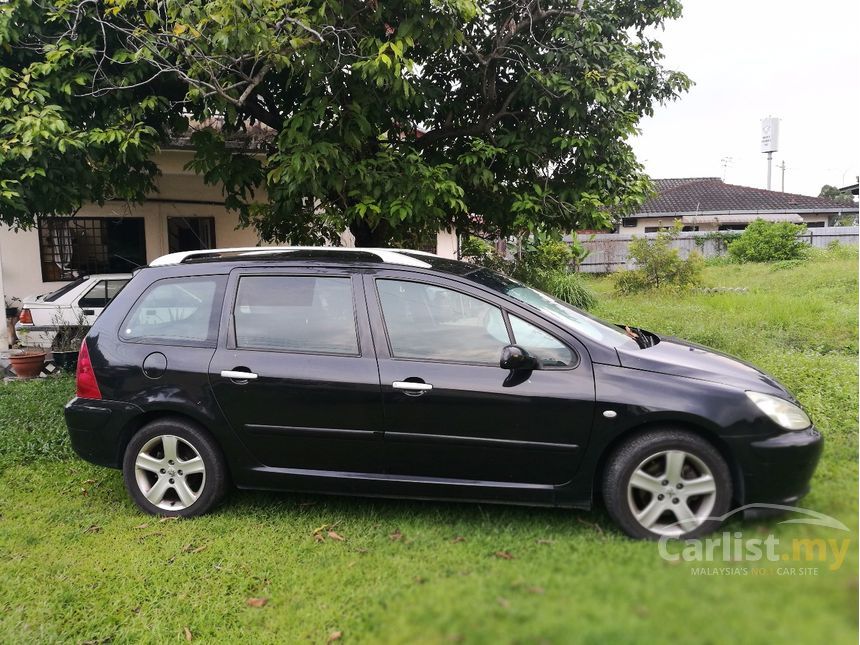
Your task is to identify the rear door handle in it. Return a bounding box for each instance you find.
[392,381,432,392]
[221,370,258,380]
[82,309,95,316]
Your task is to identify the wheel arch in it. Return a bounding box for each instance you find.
[592,419,745,507]
[116,409,231,477]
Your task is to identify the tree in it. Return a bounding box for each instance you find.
[818,185,855,206]
[0,0,690,246]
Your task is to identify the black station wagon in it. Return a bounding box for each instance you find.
[65,247,823,539]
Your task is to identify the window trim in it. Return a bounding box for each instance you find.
[227,272,363,358]
[117,275,227,348]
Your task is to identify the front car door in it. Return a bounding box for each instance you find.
[209,267,384,474]
[365,271,596,487]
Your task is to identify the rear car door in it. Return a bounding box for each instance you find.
[365,272,596,486]
[208,267,384,474]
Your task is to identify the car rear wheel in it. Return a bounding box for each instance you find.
[122,418,229,517]
[602,429,732,539]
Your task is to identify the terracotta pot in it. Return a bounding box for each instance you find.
[9,352,46,379]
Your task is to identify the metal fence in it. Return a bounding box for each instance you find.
[573,226,860,274]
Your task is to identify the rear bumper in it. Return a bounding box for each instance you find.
[65,397,143,468]
[729,427,823,506]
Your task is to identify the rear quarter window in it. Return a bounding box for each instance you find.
[120,276,226,346]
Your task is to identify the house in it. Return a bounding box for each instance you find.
[0,142,459,348]
[617,178,859,234]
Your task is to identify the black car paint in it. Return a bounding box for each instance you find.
[65,254,823,511]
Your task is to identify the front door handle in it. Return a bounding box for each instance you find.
[392,381,432,392]
[221,369,258,381]
[82,309,95,316]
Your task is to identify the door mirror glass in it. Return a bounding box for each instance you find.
[500,345,539,371]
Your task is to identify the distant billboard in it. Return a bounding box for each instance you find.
[761,117,779,153]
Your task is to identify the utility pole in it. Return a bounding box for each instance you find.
[720,157,733,181]
[777,161,786,192]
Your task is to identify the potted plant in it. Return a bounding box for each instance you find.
[8,328,46,379]
[50,311,89,373]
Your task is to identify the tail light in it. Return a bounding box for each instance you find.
[18,308,33,324]
[75,339,102,400]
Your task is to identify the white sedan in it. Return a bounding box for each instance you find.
[15,273,132,348]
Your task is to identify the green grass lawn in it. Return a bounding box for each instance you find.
[1,253,857,644]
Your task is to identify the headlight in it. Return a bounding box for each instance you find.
[746,391,811,431]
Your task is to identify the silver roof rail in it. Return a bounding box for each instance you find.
[149,246,434,268]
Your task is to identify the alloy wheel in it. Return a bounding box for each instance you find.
[626,449,718,537]
[133,434,206,511]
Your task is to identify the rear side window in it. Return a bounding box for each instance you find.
[121,276,225,346]
[234,276,358,355]
[79,280,128,309]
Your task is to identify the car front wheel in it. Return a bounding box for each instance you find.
[602,429,733,539]
[122,418,229,517]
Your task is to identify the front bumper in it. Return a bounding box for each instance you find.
[65,397,143,468]
[728,427,823,507]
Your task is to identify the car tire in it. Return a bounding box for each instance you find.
[122,417,229,518]
[602,429,732,540]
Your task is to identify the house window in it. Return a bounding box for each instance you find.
[38,217,146,282]
[805,221,825,228]
[644,226,671,234]
[168,217,216,252]
[681,226,700,232]
[621,218,638,228]
[718,224,748,231]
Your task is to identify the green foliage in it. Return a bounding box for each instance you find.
[461,236,597,310]
[727,220,809,263]
[0,255,856,643]
[534,270,597,311]
[0,0,689,243]
[818,184,855,205]
[614,223,704,293]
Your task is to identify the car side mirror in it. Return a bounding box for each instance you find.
[500,345,539,371]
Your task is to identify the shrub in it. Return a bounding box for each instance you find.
[614,223,704,293]
[531,270,597,310]
[727,220,808,263]
[460,236,597,309]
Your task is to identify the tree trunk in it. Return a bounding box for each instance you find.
[349,219,391,248]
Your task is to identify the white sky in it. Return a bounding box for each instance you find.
[631,0,860,196]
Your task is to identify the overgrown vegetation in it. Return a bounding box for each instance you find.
[0,253,856,642]
[727,220,809,263]
[614,223,704,293]
[461,236,596,310]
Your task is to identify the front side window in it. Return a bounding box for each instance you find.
[509,315,576,368]
[78,280,129,309]
[377,279,510,364]
[234,276,358,355]
[122,277,223,345]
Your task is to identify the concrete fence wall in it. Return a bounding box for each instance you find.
[573,226,860,274]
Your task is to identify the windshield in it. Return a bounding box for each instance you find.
[465,268,639,348]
